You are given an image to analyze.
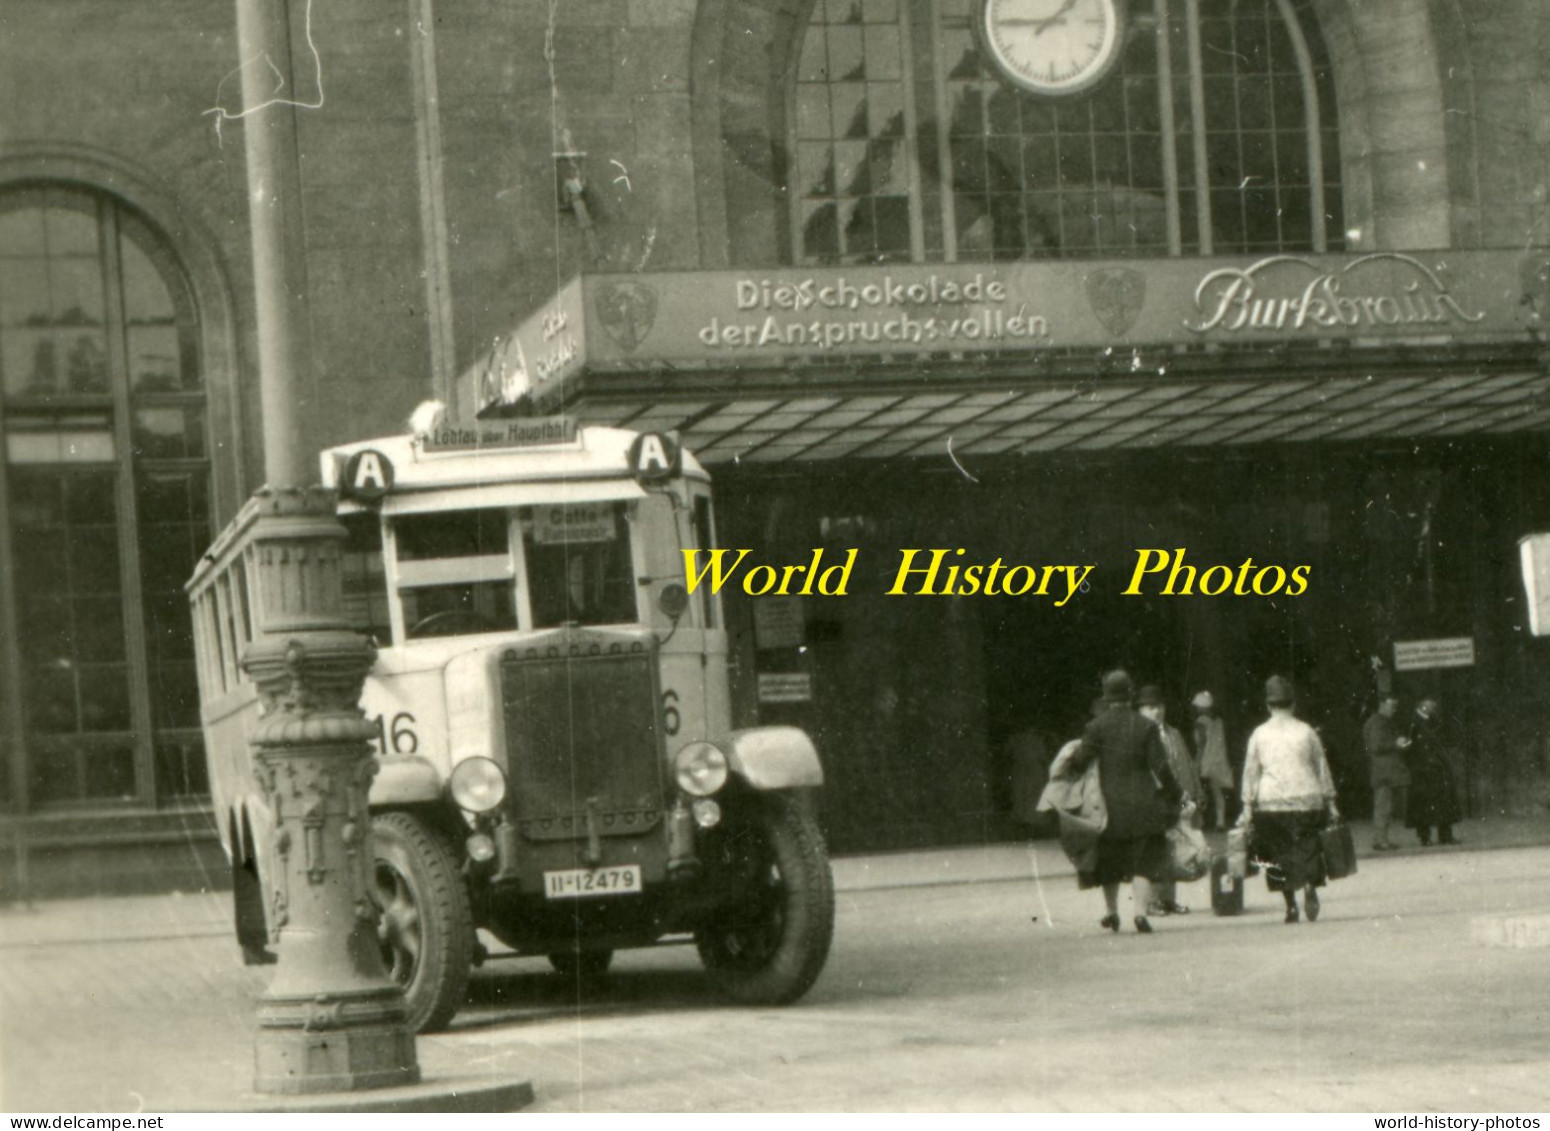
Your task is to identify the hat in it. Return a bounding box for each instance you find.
[1417,697,1440,718]
[1101,669,1134,704]
[1137,684,1166,707]
[1191,690,1215,710]
[1264,675,1295,706]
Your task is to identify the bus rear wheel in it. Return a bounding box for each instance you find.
[371,811,474,1032]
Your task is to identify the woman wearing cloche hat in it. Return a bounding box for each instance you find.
[1238,676,1341,924]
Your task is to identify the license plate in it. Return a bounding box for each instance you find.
[543,864,643,899]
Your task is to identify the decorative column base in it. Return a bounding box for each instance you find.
[256,1028,419,1095]
[256,1015,420,1095]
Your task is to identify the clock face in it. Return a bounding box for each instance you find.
[981,0,1124,97]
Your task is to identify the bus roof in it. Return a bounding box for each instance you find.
[320,422,709,510]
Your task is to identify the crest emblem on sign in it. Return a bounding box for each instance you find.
[595,280,658,353]
[1085,268,1146,337]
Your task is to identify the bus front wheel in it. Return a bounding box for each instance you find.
[371,811,474,1032]
[695,793,835,1005]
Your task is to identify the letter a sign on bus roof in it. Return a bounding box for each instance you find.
[342,448,394,501]
[629,432,681,483]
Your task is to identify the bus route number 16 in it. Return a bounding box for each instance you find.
[371,712,419,756]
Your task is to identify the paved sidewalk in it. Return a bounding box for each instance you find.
[2,814,1547,949]
[1,814,1547,1111]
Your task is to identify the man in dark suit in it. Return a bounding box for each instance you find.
[1363,691,1409,850]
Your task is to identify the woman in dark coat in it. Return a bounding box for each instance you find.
[1402,698,1461,846]
[1074,670,1182,934]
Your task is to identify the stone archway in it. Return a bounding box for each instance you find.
[690,0,815,269]
[1308,0,1461,250]
[0,143,245,513]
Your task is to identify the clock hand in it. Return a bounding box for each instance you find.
[1032,0,1080,34]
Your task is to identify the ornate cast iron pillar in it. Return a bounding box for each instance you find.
[242,488,419,1095]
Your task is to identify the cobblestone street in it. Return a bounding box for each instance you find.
[3,819,1549,1113]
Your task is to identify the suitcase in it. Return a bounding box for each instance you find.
[1319,821,1358,880]
[1210,854,1244,916]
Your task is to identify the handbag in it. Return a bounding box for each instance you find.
[1166,818,1211,881]
[1319,821,1358,880]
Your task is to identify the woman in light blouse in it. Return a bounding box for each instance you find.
[1238,676,1340,924]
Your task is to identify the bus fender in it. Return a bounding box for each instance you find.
[725,726,824,791]
[369,756,443,807]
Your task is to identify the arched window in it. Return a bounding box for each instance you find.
[791,0,1342,264]
[0,184,210,808]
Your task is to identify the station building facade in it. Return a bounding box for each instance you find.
[2,0,1550,884]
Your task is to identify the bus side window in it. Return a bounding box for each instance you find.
[692,493,718,629]
[341,513,391,642]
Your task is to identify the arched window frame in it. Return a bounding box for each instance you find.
[787,0,1342,265]
[0,178,222,811]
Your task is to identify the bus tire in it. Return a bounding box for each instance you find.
[371,810,473,1032]
[695,793,834,1005]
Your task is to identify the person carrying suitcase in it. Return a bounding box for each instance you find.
[1237,676,1341,925]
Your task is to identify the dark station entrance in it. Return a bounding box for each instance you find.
[714,438,1522,855]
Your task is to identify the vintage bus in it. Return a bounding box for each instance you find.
[188,415,833,1031]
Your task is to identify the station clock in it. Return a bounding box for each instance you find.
[979,0,1126,97]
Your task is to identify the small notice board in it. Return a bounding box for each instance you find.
[1393,637,1475,672]
[757,672,813,703]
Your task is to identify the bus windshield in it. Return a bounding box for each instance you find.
[370,501,639,642]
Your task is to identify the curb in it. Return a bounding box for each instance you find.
[177,1075,535,1113]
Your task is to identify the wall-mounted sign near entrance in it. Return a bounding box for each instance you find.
[757,672,813,704]
[467,276,586,416]
[752,596,805,650]
[1393,637,1476,672]
[454,249,1545,401]
[1186,252,1486,336]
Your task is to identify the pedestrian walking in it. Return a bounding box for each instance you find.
[1191,690,1234,829]
[1072,670,1182,935]
[1363,691,1409,850]
[1139,685,1200,916]
[1402,697,1461,846]
[1036,698,1110,881]
[1239,675,1340,924]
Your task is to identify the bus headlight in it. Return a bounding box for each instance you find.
[674,741,728,797]
[449,757,507,813]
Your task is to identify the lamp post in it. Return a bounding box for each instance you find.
[232,0,419,1094]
